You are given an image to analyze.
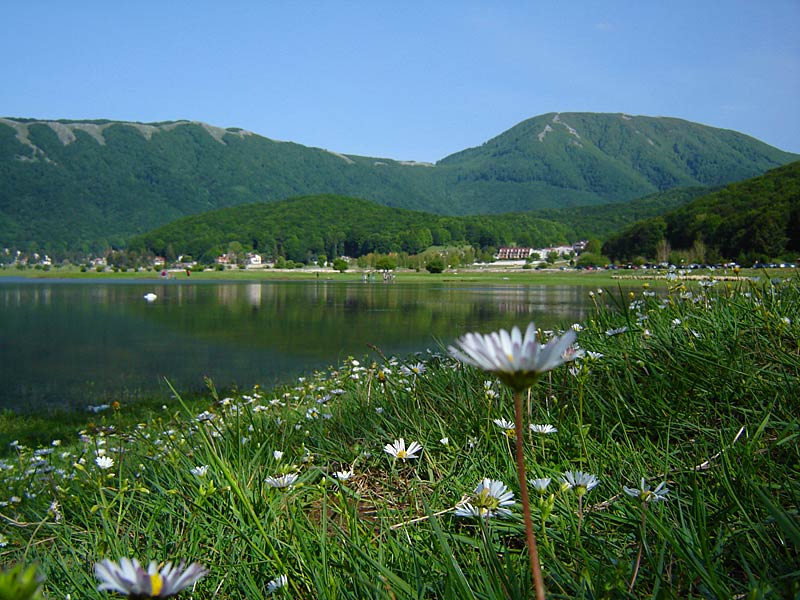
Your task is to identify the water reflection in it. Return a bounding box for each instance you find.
[0,280,593,411]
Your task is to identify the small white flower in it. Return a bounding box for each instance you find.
[562,470,599,497]
[95,456,114,470]
[529,477,551,493]
[190,465,209,477]
[605,326,628,336]
[439,437,449,446]
[375,406,384,414]
[529,424,557,435]
[623,478,670,503]
[571,323,583,332]
[448,322,578,391]
[401,362,427,376]
[383,438,422,461]
[267,574,288,593]
[781,316,791,325]
[454,478,515,519]
[264,473,299,488]
[94,558,207,597]
[334,470,353,480]
[273,450,284,461]
[493,418,516,437]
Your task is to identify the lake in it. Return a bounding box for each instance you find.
[0,279,593,412]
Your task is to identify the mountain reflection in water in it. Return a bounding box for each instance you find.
[0,280,591,411]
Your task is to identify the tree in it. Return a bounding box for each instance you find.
[375,255,397,271]
[425,257,445,273]
[332,258,349,272]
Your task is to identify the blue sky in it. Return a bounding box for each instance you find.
[3,1,798,162]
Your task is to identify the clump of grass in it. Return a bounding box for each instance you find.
[1,276,797,598]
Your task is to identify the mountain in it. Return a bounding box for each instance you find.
[437,113,796,211]
[602,161,800,263]
[1,113,796,252]
[128,194,570,263]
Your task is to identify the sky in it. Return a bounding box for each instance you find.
[2,1,798,163]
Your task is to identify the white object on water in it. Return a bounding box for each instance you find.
[144,293,158,302]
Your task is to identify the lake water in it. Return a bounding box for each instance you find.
[0,279,593,412]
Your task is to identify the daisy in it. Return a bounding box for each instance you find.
[623,478,670,503]
[267,574,288,594]
[529,478,551,493]
[561,470,599,497]
[529,424,557,435]
[189,465,209,477]
[401,362,427,376]
[95,456,114,470]
[95,558,207,598]
[383,438,422,461]
[264,473,299,488]
[454,478,515,519]
[333,470,353,480]
[448,322,577,391]
[494,418,516,437]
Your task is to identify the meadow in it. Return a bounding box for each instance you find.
[1,275,797,598]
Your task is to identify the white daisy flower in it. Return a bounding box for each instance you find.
[264,473,299,488]
[95,456,114,470]
[94,558,207,598]
[493,418,516,437]
[562,470,599,497]
[383,438,422,461]
[448,322,577,391]
[529,424,557,435]
[267,574,288,593]
[454,478,515,519]
[623,478,670,503]
[529,477,551,493]
[190,465,209,477]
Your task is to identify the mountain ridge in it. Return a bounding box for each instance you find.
[1,112,797,251]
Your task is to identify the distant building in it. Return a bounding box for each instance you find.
[153,256,166,267]
[496,247,535,260]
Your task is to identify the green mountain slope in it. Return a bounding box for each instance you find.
[602,161,800,263]
[1,114,796,252]
[129,194,570,262]
[439,113,796,211]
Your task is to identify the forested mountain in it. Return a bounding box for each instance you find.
[602,161,800,263]
[128,195,570,263]
[129,184,709,264]
[1,113,796,253]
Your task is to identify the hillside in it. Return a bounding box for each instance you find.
[602,161,800,263]
[1,114,796,252]
[438,113,796,211]
[128,195,570,263]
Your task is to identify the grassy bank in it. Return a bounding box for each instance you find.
[0,263,764,287]
[1,276,798,598]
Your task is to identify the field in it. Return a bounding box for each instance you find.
[1,275,798,598]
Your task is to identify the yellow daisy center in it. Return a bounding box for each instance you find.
[150,573,163,596]
[397,450,407,459]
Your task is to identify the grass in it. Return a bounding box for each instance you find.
[1,276,798,598]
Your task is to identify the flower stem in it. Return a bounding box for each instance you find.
[628,502,647,592]
[514,389,546,600]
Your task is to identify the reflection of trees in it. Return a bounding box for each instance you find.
[134,282,591,358]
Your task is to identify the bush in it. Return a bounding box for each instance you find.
[425,257,445,273]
